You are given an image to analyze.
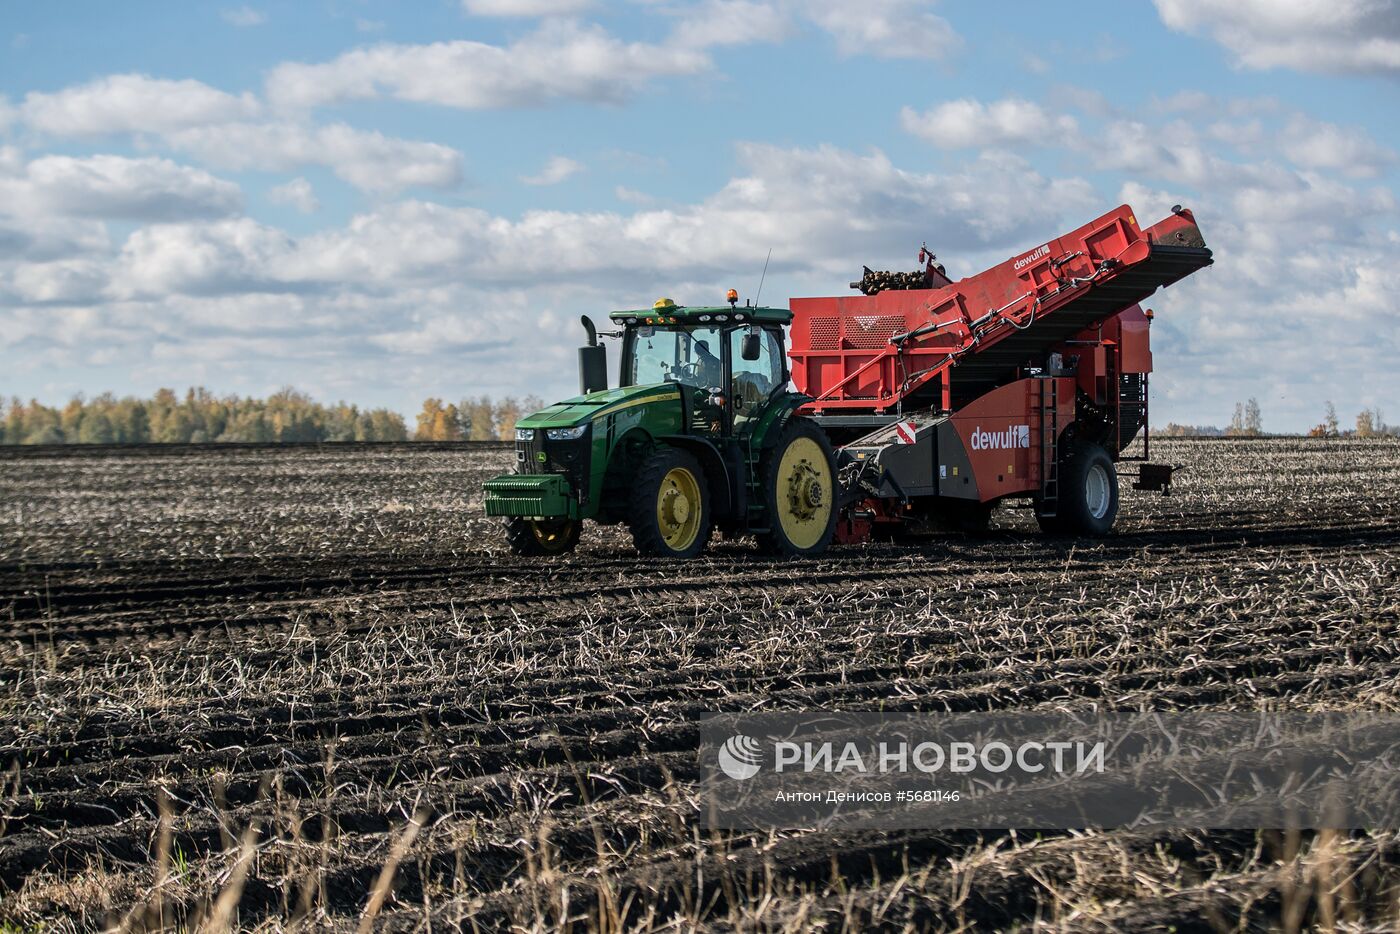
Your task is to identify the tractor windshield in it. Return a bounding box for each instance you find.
[627,325,726,390]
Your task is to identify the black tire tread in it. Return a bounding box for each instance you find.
[628,448,712,558]
[1039,441,1118,537]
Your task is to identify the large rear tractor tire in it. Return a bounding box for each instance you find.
[1037,442,1118,537]
[629,448,712,558]
[504,517,582,556]
[756,417,838,557]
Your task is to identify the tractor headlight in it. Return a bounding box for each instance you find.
[546,425,589,441]
[515,428,535,441]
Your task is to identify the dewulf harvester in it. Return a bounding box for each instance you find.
[482,204,1212,557]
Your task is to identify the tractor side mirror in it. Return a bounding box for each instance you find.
[740,327,762,362]
[579,315,608,394]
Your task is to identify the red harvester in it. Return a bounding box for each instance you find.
[795,204,1213,541]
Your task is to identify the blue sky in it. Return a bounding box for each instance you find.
[2,0,1398,430]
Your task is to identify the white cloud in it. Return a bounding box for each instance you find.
[1278,115,1397,177]
[1092,118,1298,191]
[461,0,592,14]
[21,74,260,137]
[671,1,791,48]
[900,98,1078,149]
[112,218,294,298]
[0,211,109,264]
[0,144,21,174]
[8,143,1094,305]
[267,177,319,213]
[615,186,654,205]
[521,155,583,186]
[9,259,109,305]
[15,72,461,195]
[805,0,960,60]
[1153,0,1400,76]
[0,96,13,133]
[265,22,709,111]
[0,154,242,221]
[221,6,266,27]
[165,122,462,193]
[257,144,1098,290]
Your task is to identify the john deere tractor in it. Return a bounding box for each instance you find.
[483,297,838,558]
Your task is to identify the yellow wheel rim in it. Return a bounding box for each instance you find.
[656,466,702,552]
[776,437,832,550]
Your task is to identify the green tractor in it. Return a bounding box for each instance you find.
[482,297,838,559]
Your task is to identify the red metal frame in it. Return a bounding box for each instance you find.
[789,205,1198,414]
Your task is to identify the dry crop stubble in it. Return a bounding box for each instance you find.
[1,437,1398,930]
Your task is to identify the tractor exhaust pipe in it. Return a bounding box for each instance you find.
[578,315,608,395]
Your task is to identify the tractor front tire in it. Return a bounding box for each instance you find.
[504,517,582,556]
[1039,442,1118,537]
[756,417,838,557]
[628,448,712,558]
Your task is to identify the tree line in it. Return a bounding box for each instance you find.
[1307,402,1394,438]
[1160,398,1397,438]
[1,389,408,444]
[413,396,546,441]
[1160,397,1265,437]
[0,389,557,445]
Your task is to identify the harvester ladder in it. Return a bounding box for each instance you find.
[1039,377,1059,517]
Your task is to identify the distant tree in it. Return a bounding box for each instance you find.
[1325,401,1339,437]
[415,399,464,441]
[434,403,464,441]
[1355,408,1387,438]
[369,408,408,442]
[1,398,22,444]
[460,395,497,441]
[415,399,446,441]
[1162,423,1225,438]
[1244,398,1262,436]
[21,400,63,444]
[1356,409,1375,438]
[61,397,85,440]
[1227,402,1245,437]
[369,409,408,442]
[494,397,523,441]
[77,411,115,444]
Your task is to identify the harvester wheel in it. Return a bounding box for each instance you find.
[504,517,582,556]
[756,417,838,557]
[1039,443,1118,537]
[949,501,993,536]
[629,448,712,558]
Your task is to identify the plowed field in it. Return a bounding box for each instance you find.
[3,438,1399,931]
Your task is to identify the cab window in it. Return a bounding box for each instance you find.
[730,328,784,412]
[629,326,725,389]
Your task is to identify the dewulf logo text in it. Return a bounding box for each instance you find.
[971,425,1030,451]
[1013,244,1049,271]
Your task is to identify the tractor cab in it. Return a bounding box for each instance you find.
[610,298,792,438]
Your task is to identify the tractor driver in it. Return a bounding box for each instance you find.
[692,339,722,389]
